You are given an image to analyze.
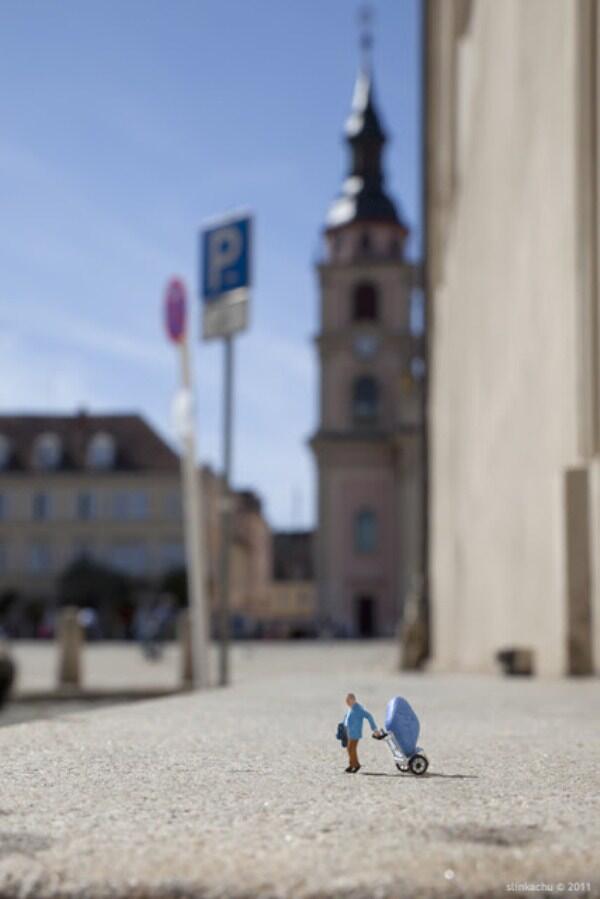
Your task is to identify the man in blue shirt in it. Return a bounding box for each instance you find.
[343,692,380,773]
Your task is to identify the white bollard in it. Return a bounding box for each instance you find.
[178,608,194,688]
[57,607,83,689]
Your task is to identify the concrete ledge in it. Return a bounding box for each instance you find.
[0,646,599,898]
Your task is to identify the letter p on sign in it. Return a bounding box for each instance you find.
[208,227,243,293]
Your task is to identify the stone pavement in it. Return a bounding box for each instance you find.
[0,643,599,898]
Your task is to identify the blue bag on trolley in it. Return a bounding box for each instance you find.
[384,696,420,756]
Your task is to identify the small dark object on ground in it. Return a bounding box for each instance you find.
[0,653,16,708]
[496,647,534,676]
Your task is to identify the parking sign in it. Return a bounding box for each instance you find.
[201,213,252,340]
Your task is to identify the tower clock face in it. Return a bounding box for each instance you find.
[353,333,379,359]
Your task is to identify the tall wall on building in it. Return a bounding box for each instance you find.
[427,0,600,675]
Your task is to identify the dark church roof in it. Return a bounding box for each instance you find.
[0,412,178,473]
[326,67,406,231]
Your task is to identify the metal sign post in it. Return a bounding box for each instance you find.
[200,213,252,687]
[164,277,210,689]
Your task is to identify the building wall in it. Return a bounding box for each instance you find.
[427,0,600,674]
[0,472,183,597]
[252,580,316,636]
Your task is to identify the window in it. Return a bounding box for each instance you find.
[0,493,6,521]
[77,492,97,521]
[389,236,402,259]
[86,432,116,470]
[32,492,51,521]
[359,231,372,255]
[352,376,379,422]
[355,509,378,554]
[131,491,148,519]
[32,432,62,470]
[352,282,378,321]
[112,491,148,521]
[28,542,52,574]
[165,491,182,519]
[0,541,7,573]
[410,288,425,335]
[109,543,147,576]
[411,357,426,381]
[160,542,185,572]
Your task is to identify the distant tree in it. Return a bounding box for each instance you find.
[161,567,188,608]
[58,558,134,609]
[0,589,18,626]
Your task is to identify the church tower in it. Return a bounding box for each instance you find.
[311,23,423,637]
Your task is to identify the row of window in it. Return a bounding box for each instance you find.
[0,514,378,575]
[332,232,403,264]
[0,540,185,577]
[0,490,182,523]
[0,431,118,472]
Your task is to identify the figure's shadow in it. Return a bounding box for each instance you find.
[361,771,478,780]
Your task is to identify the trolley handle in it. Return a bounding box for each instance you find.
[372,730,388,741]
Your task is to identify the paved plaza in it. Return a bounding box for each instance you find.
[0,642,598,898]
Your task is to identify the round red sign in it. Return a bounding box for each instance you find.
[164,278,187,342]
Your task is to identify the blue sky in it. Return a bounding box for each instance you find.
[0,0,421,529]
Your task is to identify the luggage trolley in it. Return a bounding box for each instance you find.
[372,696,429,776]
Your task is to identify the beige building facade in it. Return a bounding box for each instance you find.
[0,413,276,637]
[0,414,184,634]
[426,0,600,674]
[311,62,423,637]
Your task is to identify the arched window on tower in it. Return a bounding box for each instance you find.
[354,508,378,554]
[352,375,379,423]
[359,231,371,256]
[352,282,378,321]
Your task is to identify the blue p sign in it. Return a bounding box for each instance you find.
[202,216,252,303]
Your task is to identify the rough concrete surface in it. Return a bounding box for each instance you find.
[0,643,598,898]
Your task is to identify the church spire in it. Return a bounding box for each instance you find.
[326,3,404,231]
[358,0,374,72]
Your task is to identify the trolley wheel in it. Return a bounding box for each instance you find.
[396,763,409,772]
[408,754,428,776]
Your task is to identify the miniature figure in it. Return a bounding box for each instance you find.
[372,695,429,775]
[340,692,381,773]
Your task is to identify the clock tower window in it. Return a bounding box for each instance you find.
[352,375,379,422]
[352,282,378,321]
[355,508,378,553]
